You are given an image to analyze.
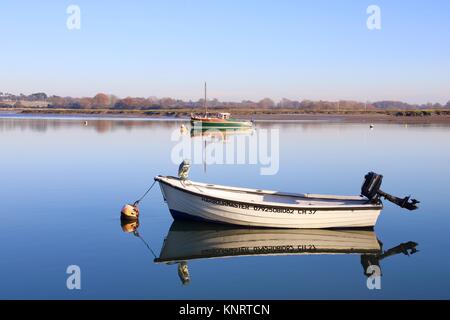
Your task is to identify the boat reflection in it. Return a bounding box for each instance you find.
[155,221,418,284]
[360,240,418,277]
[121,219,418,286]
[190,127,254,142]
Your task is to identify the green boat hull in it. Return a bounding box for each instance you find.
[191,120,253,128]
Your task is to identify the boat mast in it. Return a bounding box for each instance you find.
[204,82,207,116]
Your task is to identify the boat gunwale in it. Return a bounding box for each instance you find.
[154,176,383,211]
[190,121,253,128]
[190,116,251,122]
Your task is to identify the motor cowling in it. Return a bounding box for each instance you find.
[361,172,383,202]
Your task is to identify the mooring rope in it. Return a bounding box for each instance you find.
[134,231,157,259]
[133,180,157,206]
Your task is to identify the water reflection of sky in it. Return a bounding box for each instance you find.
[1,116,449,299]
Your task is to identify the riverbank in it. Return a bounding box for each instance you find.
[2,107,450,124]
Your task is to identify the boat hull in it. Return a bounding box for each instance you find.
[191,119,253,128]
[156,178,382,229]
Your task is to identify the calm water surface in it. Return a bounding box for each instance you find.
[1,115,449,299]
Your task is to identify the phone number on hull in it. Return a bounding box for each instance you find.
[201,197,317,215]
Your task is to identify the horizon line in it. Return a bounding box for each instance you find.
[1,90,448,105]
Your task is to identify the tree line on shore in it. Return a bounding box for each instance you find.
[1,92,449,111]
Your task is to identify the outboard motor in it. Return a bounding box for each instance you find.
[361,172,419,211]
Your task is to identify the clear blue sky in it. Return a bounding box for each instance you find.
[1,0,449,103]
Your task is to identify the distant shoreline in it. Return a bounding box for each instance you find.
[2,107,450,124]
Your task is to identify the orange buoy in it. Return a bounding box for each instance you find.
[121,204,140,220]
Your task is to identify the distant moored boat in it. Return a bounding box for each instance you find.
[190,82,253,129]
[191,112,253,128]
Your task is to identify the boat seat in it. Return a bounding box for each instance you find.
[262,194,298,204]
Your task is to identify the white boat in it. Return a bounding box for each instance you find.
[155,176,382,229]
[155,172,418,229]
